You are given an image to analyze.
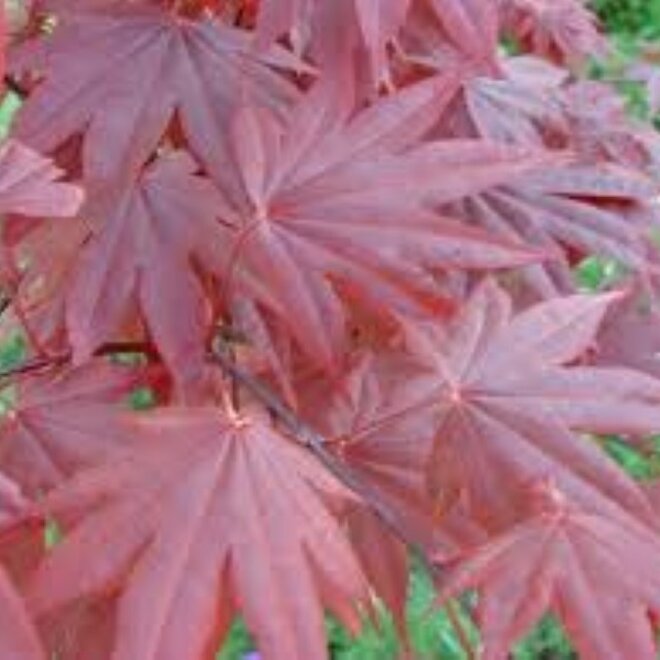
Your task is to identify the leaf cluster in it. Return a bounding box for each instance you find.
[0,1,659,659]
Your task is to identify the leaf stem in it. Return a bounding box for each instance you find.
[446,598,476,660]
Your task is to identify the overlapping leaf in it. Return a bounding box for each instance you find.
[0,360,142,495]
[448,163,659,296]
[1,0,659,657]
[322,281,660,531]
[65,153,225,395]
[0,140,82,218]
[0,568,44,660]
[214,77,551,366]
[26,408,369,660]
[10,3,301,188]
[418,282,660,521]
[499,0,606,65]
[436,483,660,660]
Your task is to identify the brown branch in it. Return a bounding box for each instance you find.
[210,345,477,658]
[0,340,157,382]
[211,346,410,538]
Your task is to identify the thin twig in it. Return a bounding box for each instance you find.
[0,353,67,381]
[211,346,417,543]
[0,341,157,382]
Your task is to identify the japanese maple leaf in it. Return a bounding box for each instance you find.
[448,163,659,297]
[298,352,436,632]
[0,359,143,496]
[361,280,660,531]
[401,0,500,81]
[215,77,550,367]
[302,351,447,549]
[562,81,660,177]
[593,281,660,380]
[26,408,370,660]
[435,483,660,660]
[499,0,605,66]
[65,152,225,396]
[255,0,410,83]
[9,3,301,188]
[0,568,44,660]
[401,5,570,144]
[423,282,660,524]
[0,140,82,218]
[0,474,45,659]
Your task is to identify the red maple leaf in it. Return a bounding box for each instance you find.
[0,360,142,496]
[435,482,660,660]
[319,280,660,531]
[10,3,302,187]
[0,140,82,218]
[64,152,225,396]
[26,408,370,659]
[214,78,550,366]
[0,567,44,660]
[499,0,606,65]
[413,281,660,525]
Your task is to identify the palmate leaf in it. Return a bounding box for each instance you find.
[301,351,447,551]
[0,360,142,496]
[314,280,660,534]
[436,483,660,660]
[401,2,571,144]
[214,77,551,367]
[9,2,301,188]
[65,152,225,396]
[414,281,660,525]
[0,140,82,218]
[0,568,44,660]
[26,408,370,660]
[449,163,659,296]
[253,0,410,83]
[499,0,606,65]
